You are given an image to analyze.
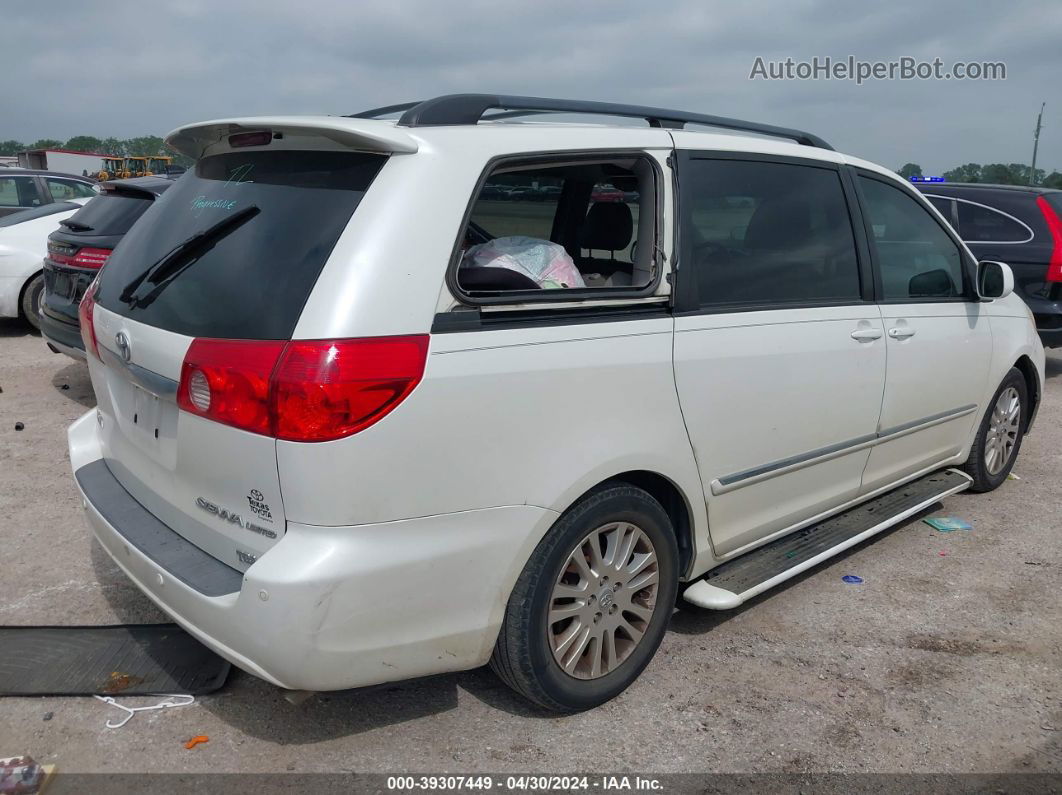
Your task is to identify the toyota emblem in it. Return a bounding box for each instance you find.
[115,331,131,362]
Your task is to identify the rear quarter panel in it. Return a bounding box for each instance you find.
[275,319,707,542]
[984,293,1046,418]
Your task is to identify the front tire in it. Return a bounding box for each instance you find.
[20,273,44,331]
[962,367,1027,492]
[490,484,679,712]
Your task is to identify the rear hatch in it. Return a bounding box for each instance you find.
[86,141,389,571]
[43,181,164,327]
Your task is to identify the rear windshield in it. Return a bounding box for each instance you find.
[1045,193,1062,218]
[0,201,81,228]
[62,193,154,236]
[96,150,386,340]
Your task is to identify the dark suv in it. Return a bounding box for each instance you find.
[915,182,1062,347]
[40,176,172,358]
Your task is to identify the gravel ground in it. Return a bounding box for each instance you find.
[0,317,1060,775]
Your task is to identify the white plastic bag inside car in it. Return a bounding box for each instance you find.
[462,236,585,289]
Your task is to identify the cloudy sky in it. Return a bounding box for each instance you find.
[7,0,1060,174]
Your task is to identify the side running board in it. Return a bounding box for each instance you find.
[683,468,972,610]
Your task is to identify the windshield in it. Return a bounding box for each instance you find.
[95,150,387,339]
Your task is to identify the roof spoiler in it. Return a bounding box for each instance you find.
[165,117,419,159]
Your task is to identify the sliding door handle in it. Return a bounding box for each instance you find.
[888,327,917,339]
[850,328,883,341]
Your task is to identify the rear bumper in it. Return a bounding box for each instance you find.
[68,410,556,691]
[1036,326,1062,349]
[40,310,85,359]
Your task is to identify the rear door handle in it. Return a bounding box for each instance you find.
[888,327,917,339]
[850,328,883,341]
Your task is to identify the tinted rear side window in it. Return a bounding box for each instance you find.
[956,200,1031,242]
[62,193,153,235]
[96,150,386,339]
[681,158,861,307]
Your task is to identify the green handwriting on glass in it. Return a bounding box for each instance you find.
[191,195,238,213]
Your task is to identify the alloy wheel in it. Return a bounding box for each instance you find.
[984,386,1021,476]
[547,521,659,679]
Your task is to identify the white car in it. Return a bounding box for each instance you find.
[0,199,92,329]
[68,95,1045,712]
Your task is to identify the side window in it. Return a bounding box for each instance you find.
[925,195,955,227]
[956,200,1031,243]
[858,176,966,301]
[682,158,861,308]
[457,156,656,296]
[45,178,96,201]
[0,176,40,207]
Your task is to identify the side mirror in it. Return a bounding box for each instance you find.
[977,260,1014,300]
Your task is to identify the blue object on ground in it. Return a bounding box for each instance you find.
[924,517,973,532]
[842,575,864,584]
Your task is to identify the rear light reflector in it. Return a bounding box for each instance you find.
[176,335,429,442]
[78,279,101,360]
[1037,196,1062,282]
[48,244,112,269]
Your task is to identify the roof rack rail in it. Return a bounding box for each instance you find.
[358,94,831,150]
[347,102,422,119]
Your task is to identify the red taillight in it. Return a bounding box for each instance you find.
[78,280,100,360]
[176,335,429,442]
[177,339,286,436]
[229,130,273,148]
[72,247,112,269]
[48,245,111,269]
[1037,196,1062,282]
[272,336,429,441]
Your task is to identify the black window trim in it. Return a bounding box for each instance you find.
[851,168,978,304]
[671,149,874,316]
[444,148,666,308]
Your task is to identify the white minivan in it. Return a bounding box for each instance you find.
[69,95,1045,711]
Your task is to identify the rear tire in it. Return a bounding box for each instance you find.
[20,273,44,332]
[962,367,1027,492]
[490,484,678,712]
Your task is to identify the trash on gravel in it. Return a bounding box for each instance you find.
[184,735,209,750]
[13,423,23,432]
[924,517,972,532]
[93,694,195,729]
[841,575,864,584]
[1008,472,1021,480]
[0,755,56,794]
[938,550,949,556]
[41,713,52,722]
[60,384,69,391]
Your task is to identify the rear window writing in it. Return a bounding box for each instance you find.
[96,150,386,340]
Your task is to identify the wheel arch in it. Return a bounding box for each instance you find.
[17,268,44,320]
[574,469,696,577]
[1013,354,1040,432]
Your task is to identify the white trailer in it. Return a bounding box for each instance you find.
[17,149,111,177]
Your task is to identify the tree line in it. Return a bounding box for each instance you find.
[0,135,193,166]
[897,162,1062,188]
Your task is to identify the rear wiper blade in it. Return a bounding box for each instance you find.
[118,205,259,305]
[59,219,93,231]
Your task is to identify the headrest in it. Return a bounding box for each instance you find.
[580,202,633,251]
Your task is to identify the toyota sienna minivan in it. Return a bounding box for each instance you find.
[69,95,1045,711]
